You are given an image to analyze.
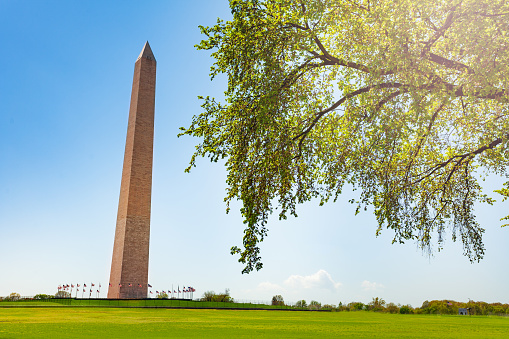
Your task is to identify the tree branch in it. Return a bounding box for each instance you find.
[411,135,508,185]
[422,3,461,54]
[292,82,404,154]
[427,53,474,74]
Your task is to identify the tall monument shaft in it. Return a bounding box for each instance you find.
[108,42,156,299]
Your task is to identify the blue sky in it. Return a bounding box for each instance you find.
[1,0,508,307]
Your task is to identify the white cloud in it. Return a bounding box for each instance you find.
[284,269,342,290]
[256,281,285,292]
[361,280,385,291]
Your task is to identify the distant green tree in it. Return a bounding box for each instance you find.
[368,297,386,311]
[295,300,307,308]
[4,293,21,301]
[201,291,215,301]
[157,292,169,299]
[201,289,233,303]
[337,301,346,311]
[309,300,321,310]
[348,302,365,311]
[322,304,336,311]
[386,302,399,314]
[400,305,411,314]
[271,295,284,306]
[34,294,53,300]
[54,291,71,298]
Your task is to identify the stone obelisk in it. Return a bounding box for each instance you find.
[108,42,156,299]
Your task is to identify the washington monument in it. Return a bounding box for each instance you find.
[108,42,156,299]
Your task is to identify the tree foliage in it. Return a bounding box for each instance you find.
[272,294,285,305]
[295,299,307,308]
[54,291,70,298]
[181,0,509,273]
[201,289,234,302]
[34,294,53,300]
[157,292,169,299]
[4,292,21,301]
[309,300,322,309]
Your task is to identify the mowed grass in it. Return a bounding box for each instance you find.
[0,307,508,338]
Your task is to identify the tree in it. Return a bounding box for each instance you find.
[201,289,234,302]
[181,0,509,273]
[157,292,169,299]
[368,297,386,311]
[400,305,412,314]
[5,292,21,301]
[386,302,399,314]
[295,299,307,308]
[34,294,53,300]
[271,294,285,306]
[54,291,71,298]
[309,300,322,310]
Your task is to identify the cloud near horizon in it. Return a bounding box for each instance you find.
[256,281,285,292]
[361,280,385,291]
[284,269,342,291]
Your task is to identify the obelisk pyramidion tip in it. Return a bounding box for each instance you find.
[137,41,156,62]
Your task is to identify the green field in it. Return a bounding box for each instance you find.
[1,307,508,338]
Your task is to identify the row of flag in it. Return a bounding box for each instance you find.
[57,283,102,298]
[108,283,195,294]
[59,283,100,289]
[57,283,196,299]
[153,287,196,294]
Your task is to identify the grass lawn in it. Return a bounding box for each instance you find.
[1,308,508,338]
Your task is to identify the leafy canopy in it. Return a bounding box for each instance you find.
[180,0,509,273]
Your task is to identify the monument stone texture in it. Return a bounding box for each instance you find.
[108,42,156,299]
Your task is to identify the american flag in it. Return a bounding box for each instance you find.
[129,283,133,287]
[148,284,152,288]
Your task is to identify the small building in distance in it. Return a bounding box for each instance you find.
[458,308,469,315]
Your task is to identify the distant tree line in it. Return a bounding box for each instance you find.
[2,290,508,316]
[289,296,509,315]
